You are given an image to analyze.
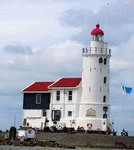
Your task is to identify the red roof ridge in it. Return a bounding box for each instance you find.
[21,81,36,93]
[48,77,63,88]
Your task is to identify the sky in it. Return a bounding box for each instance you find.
[0,0,134,135]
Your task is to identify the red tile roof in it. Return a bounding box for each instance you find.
[50,78,81,87]
[22,82,54,92]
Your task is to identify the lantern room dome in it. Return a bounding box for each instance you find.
[91,24,104,36]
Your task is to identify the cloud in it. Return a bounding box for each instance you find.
[4,45,33,55]
[59,1,134,47]
[0,40,83,96]
[111,59,134,70]
[59,8,96,28]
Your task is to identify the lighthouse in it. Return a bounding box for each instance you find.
[78,24,113,132]
[21,24,114,132]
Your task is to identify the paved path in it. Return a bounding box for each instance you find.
[37,132,134,147]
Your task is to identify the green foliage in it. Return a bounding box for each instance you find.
[9,126,16,140]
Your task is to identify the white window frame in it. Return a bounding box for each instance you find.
[36,94,41,104]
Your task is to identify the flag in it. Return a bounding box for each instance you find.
[122,85,132,94]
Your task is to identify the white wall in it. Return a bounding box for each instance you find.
[25,129,35,138]
[48,87,81,126]
[18,130,25,137]
[22,109,46,129]
[79,104,110,118]
[23,109,43,118]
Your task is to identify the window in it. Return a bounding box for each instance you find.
[89,86,91,92]
[36,94,41,104]
[104,77,107,84]
[69,91,72,100]
[68,111,72,117]
[103,113,107,118]
[56,91,60,101]
[103,106,108,112]
[90,67,92,73]
[104,58,107,65]
[100,67,102,73]
[52,110,61,121]
[43,109,47,116]
[103,96,106,102]
[100,86,101,92]
[28,130,32,134]
[99,57,103,63]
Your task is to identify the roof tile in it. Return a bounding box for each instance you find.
[23,82,54,92]
[50,78,81,87]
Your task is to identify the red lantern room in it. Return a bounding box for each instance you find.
[91,24,104,41]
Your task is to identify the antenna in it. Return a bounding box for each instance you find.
[105,3,109,42]
[14,114,16,127]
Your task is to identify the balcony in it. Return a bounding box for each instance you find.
[82,47,111,55]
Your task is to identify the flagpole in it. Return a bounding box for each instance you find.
[120,83,122,135]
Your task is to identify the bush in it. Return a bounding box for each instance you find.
[44,126,50,132]
[62,127,68,133]
[9,126,16,140]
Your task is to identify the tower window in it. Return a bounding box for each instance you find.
[56,91,60,101]
[100,67,102,73]
[103,96,106,102]
[36,94,41,104]
[69,91,72,100]
[103,106,108,112]
[89,86,91,92]
[104,77,107,84]
[100,86,101,92]
[103,113,107,118]
[99,57,103,63]
[90,67,92,73]
[104,58,107,65]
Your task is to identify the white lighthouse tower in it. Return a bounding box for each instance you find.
[78,24,113,132]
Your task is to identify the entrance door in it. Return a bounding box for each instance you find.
[52,110,61,121]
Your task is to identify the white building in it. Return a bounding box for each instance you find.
[21,24,114,132]
[18,127,36,139]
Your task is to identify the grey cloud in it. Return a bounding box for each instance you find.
[59,8,96,27]
[4,45,33,55]
[59,1,134,47]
